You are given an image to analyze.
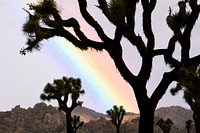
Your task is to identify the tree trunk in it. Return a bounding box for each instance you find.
[135,92,156,133]
[116,125,120,133]
[187,129,190,133]
[193,113,200,133]
[66,112,72,133]
[138,106,155,133]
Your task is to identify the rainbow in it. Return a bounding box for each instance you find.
[45,37,138,113]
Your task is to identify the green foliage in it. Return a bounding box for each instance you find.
[171,66,200,109]
[40,76,85,111]
[166,0,190,32]
[98,0,139,25]
[21,0,59,54]
[156,118,173,133]
[27,0,58,16]
[108,0,126,22]
[22,12,40,36]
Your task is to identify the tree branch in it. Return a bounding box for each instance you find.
[164,33,182,67]
[107,49,137,87]
[137,0,157,85]
[125,0,138,31]
[180,5,200,63]
[77,0,111,42]
[114,28,123,42]
[42,15,102,44]
[22,2,107,54]
[150,68,179,107]
[187,54,200,66]
[97,0,147,58]
[54,28,105,51]
[152,49,167,57]
[141,0,156,52]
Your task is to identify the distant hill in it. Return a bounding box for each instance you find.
[155,106,195,133]
[0,102,195,133]
[155,106,193,129]
[73,106,106,122]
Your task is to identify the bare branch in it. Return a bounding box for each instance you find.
[54,28,105,51]
[164,33,182,67]
[150,68,179,107]
[77,0,111,42]
[152,49,167,57]
[187,55,200,66]
[141,0,156,52]
[114,28,122,42]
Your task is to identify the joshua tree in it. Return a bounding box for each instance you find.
[171,66,200,133]
[156,118,173,133]
[40,76,85,133]
[107,105,125,133]
[21,0,200,132]
[71,115,84,133]
[185,119,193,133]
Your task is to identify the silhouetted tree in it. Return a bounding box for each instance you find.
[40,76,85,133]
[156,118,173,133]
[171,66,200,133]
[185,119,193,133]
[107,105,125,133]
[71,115,84,133]
[21,0,200,132]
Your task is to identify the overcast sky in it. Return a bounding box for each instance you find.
[1,0,199,113]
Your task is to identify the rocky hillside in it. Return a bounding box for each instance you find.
[73,106,106,122]
[155,106,193,129]
[0,102,195,133]
[155,106,195,133]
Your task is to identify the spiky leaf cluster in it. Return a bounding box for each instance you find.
[22,0,59,54]
[28,0,58,16]
[166,1,190,32]
[40,77,85,111]
[171,66,200,110]
[108,0,126,23]
[22,15,40,35]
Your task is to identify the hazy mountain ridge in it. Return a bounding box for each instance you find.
[0,102,195,133]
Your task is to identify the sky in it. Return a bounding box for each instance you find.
[0,0,200,114]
